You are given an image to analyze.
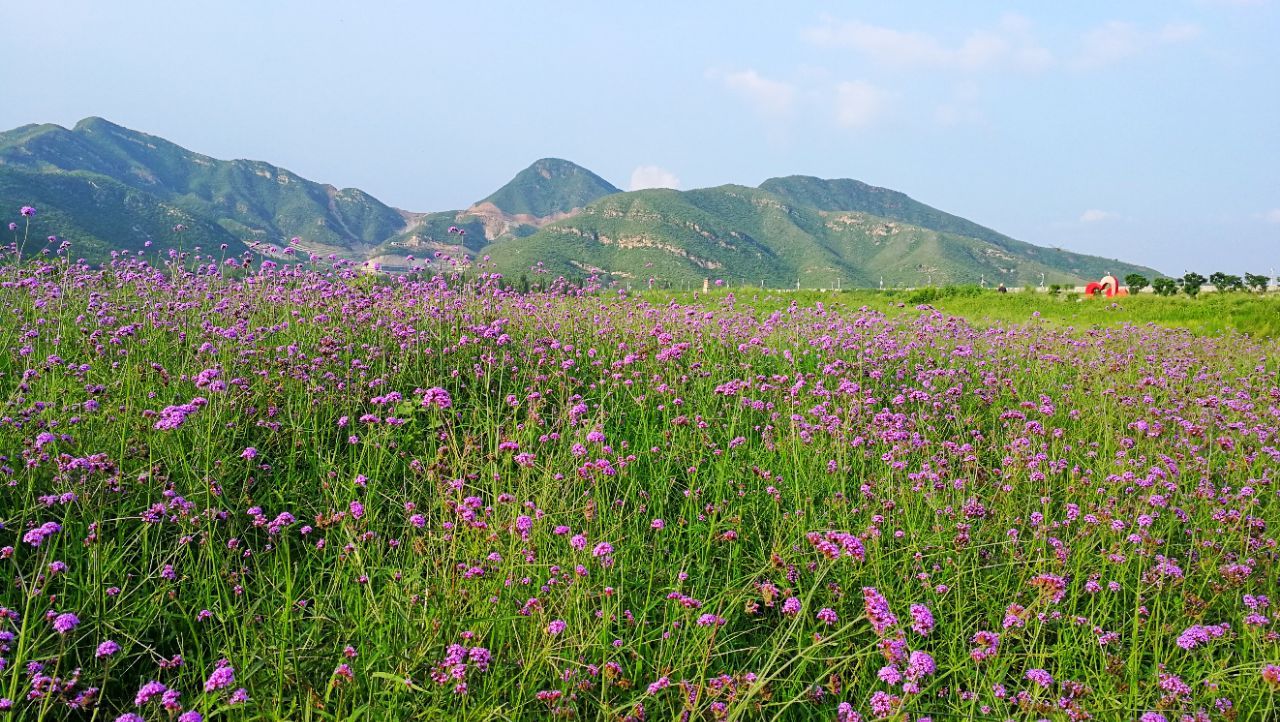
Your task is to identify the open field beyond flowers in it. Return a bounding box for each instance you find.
[1,253,1278,721]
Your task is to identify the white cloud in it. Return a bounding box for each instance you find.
[714,69,796,117]
[834,80,889,128]
[1160,22,1202,42]
[629,165,681,191]
[1080,209,1120,223]
[1262,209,1280,223]
[804,14,1051,72]
[1072,21,1201,69]
[935,82,985,126]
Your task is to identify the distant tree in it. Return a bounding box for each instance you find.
[517,273,530,294]
[1209,272,1244,292]
[1124,273,1149,293]
[1151,277,1177,296]
[1182,272,1206,298]
[1244,272,1269,293]
[1048,284,1062,296]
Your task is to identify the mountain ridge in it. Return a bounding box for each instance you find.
[0,117,1158,285]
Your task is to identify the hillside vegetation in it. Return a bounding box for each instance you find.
[1,118,1158,285]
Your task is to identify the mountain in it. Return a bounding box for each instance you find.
[0,117,408,258]
[480,158,619,218]
[0,165,238,258]
[487,185,1155,287]
[362,159,622,268]
[0,117,1157,285]
[757,175,1138,284]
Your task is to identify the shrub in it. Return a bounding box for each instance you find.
[1182,272,1206,298]
[1151,278,1178,296]
[1244,272,1270,293]
[1124,274,1149,294]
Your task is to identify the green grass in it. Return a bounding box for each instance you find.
[640,286,1280,337]
[0,256,1277,720]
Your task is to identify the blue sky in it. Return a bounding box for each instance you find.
[3,1,1277,273]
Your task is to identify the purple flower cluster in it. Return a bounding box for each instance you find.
[1175,622,1231,650]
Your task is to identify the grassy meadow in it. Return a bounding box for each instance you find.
[0,249,1278,720]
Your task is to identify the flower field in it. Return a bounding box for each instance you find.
[1,251,1278,721]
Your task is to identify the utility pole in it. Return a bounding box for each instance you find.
[879,276,884,290]
[836,277,841,291]
[980,275,985,288]
[1039,272,1045,290]
[796,278,800,291]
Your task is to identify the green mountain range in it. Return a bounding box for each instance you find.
[0,117,1157,285]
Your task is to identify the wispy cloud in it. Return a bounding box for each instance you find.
[935,82,985,126]
[806,15,1200,74]
[1080,209,1121,223]
[804,14,1051,72]
[710,69,796,117]
[628,165,681,191]
[834,80,890,128]
[1261,208,1280,223]
[1196,0,1265,7]
[1071,21,1201,69]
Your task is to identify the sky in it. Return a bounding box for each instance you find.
[2,0,1277,274]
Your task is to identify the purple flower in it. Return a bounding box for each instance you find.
[1025,668,1053,688]
[862,587,897,635]
[20,205,36,217]
[204,660,235,692]
[909,604,935,636]
[421,387,452,409]
[349,501,365,519]
[52,612,80,635]
[135,680,168,706]
[162,688,182,711]
[178,712,203,722]
[970,630,999,662]
[905,650,935,680]
[816,607,838,625]
[241,447,258,459]
[547,619,566,635]
[97,640,121,658]
[115,715,145,722]
[781,597,801,616]
[1176,623,1230,650]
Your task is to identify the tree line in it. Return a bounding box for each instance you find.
[1124,272,1274,298]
